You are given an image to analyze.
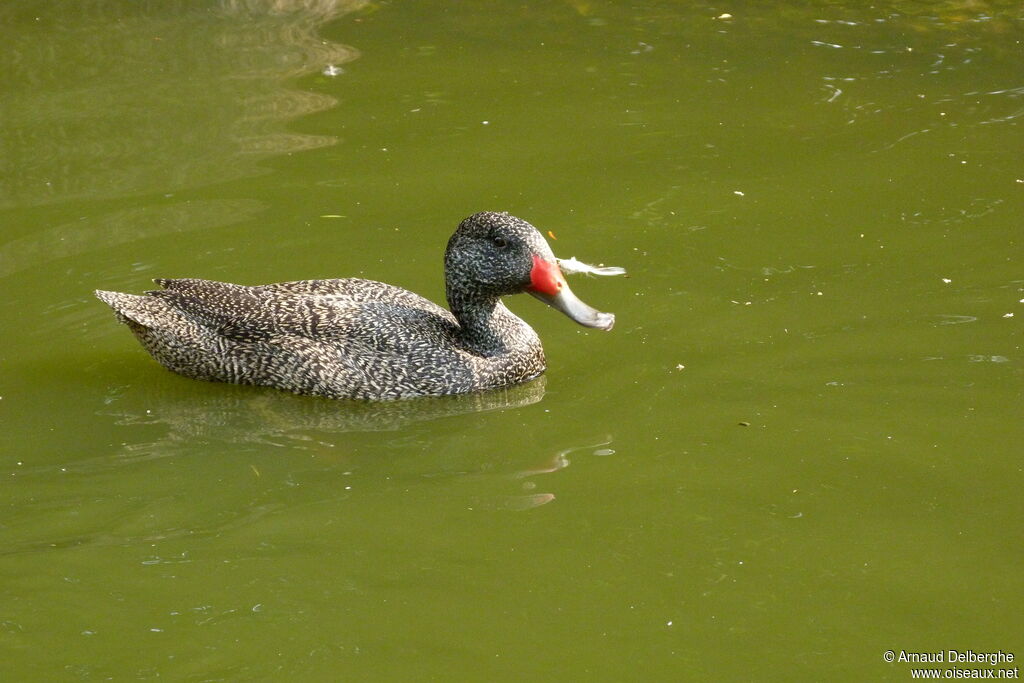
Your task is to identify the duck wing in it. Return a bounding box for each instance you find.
[251,278,435,305]
[149,278,454,343]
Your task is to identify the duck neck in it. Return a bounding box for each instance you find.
[447,287,522,357]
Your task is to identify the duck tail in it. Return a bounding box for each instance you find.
[94,289,173,330]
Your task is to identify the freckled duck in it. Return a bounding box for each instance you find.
[95,212,623,400]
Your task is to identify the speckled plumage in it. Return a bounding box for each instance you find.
[95,212,614,400]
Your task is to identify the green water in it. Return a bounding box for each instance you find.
[2,1,1021,680]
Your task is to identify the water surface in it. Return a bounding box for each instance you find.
[1,1,1021,680]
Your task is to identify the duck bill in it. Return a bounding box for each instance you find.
[527,255,615,331]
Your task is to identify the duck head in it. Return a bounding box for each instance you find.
[444,212,616,331]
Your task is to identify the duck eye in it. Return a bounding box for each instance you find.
[492,236,508,249]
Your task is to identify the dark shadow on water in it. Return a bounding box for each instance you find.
[0,0,368,297]
[1,200,266,281]
[0,0,364,209]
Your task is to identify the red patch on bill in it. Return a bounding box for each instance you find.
[529,254,564,296]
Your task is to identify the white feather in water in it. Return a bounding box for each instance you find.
[557,256,626,277]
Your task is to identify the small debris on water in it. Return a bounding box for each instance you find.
[941,278,952,283]
[738,421,750,427]
[716,13,733,20]
[968,355,1008,363]
[548,230,557,240]
[322,64,344,76]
